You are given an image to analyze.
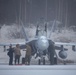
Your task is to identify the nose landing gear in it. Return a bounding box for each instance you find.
[38,57,45,65]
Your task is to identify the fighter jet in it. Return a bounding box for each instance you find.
[0,20,76,65]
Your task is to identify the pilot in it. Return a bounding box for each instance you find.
[14,44,21,65]
[25,44,32,65]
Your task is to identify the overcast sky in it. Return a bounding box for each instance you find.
[0,0,76,26]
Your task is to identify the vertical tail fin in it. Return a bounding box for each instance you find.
[49,20,56,38]
[21,21,29,41]
[44,22,47,37]
[35,24,39,37]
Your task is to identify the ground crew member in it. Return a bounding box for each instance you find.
[14,44,21,65]
[7,44,14,65]
[25,44,32,65]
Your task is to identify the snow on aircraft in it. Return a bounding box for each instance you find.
[0,20,76,65]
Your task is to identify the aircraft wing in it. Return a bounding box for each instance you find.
[54,42,76,51]
[55,42,76,46]
[0,38,37,46]
[0,38,37,53]
[48,39,76,51]
[0,42,25,46]
[0,38,37,50]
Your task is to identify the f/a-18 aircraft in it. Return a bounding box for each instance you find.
[0,20,76,65]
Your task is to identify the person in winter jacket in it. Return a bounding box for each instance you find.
[8,44,14,65]
[14,44,21,65]
[25,44,32,65]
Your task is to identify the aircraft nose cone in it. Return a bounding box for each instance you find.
[36,36,49,50]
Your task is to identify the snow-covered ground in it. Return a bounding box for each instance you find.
[0,25,76,65]
[1,65,76,75]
